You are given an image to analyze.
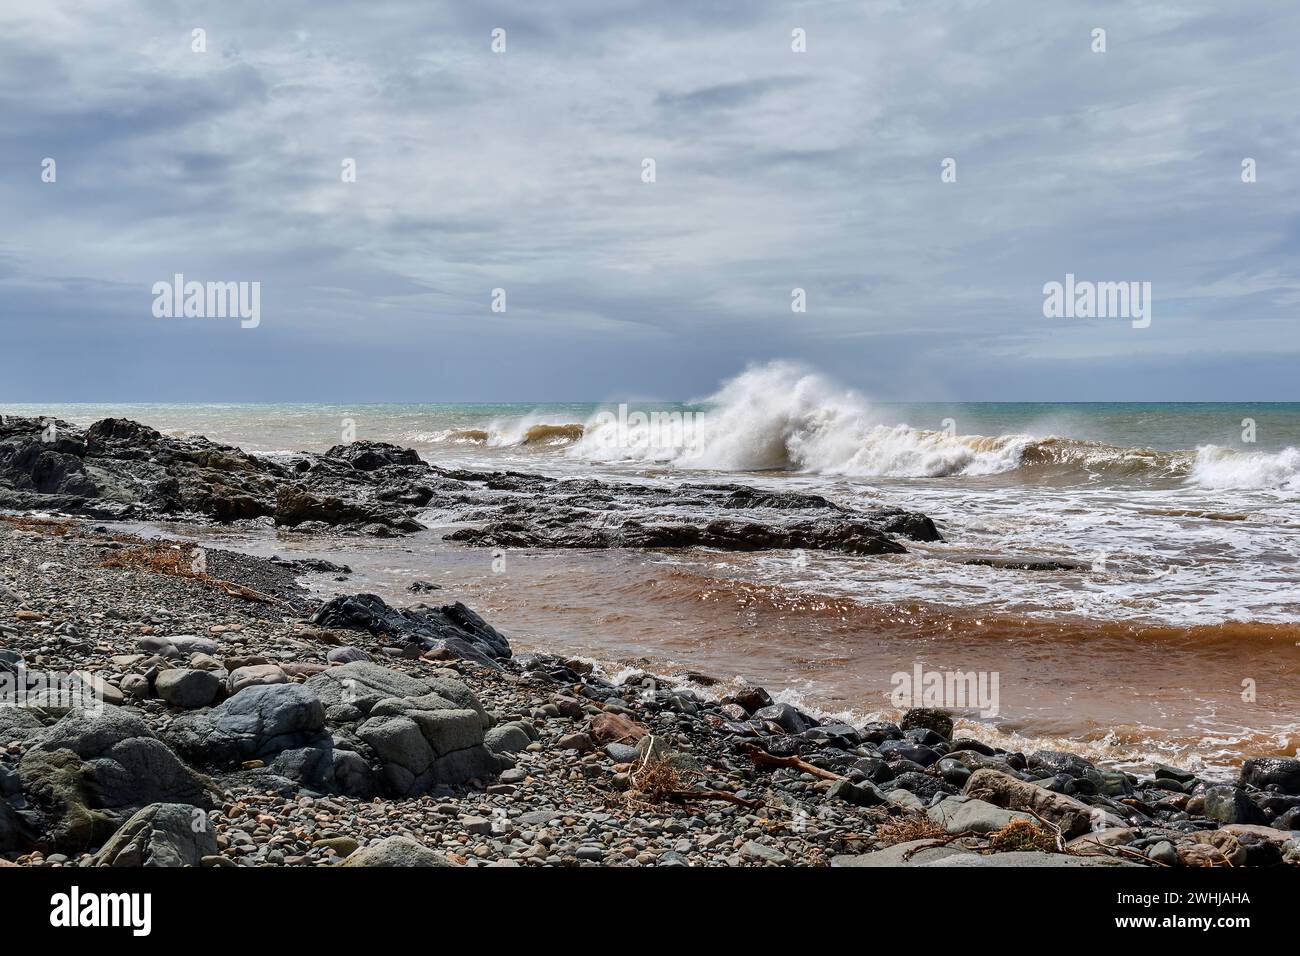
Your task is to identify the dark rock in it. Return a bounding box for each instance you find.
[722,686,773,714]
[752,703,813,735]
[900,708,954,740]
[1203,786,1269,826]
[888,771,956,802]
[154,668,221,709]
[827,778,885,807]
[310,593,510,667]
[1240,758,1300,794]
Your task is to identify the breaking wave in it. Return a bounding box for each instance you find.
[568,362,1300,489]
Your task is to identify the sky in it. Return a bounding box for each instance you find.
[1,0,1298,403]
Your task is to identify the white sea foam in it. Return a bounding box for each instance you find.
[1190,445,1300,490]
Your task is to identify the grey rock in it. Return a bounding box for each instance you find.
[155,668,221,709]
[1203,785,1269,825]
[91,802,217,867]
[927,795,1035,834]
[341,835,453,867]
[326,645,371,665]
[167,683,326,765]
[484,723,532,755]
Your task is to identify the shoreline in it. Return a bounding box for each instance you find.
[1,515,1297,868]
[0,415,1297,867]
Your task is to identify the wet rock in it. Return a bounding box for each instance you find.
[1202,785,1269,826]
[1240,758,1300,794]
[900,708,954,740]
[827,778,885,807]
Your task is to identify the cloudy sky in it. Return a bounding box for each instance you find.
[2,0,1298,402]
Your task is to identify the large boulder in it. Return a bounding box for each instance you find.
[166,683,327,766]
[91,802,217,867]
[23,708,215,810]
[305,662,503,796]
[19,707,215,850]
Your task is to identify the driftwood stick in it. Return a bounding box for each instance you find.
[742,743,846,781]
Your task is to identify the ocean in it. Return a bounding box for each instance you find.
[7,365,1299,775]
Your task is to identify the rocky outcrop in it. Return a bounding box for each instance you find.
[0,415,942,553]
[305,662,503,796]
[310,594,511,667]
[18,707,216,851]
[446,516,908,555]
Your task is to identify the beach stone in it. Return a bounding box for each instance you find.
[1240,758,1300,794]
[169,636,219,657]
[827,778,885,807]
[557,732,595,753]
[1146,840,1178,865]
[741,840,790,865]
[605,743,639,763]
[313,836,360,857]
[70,671,124,707]
[752,703,810,734]
[721,686,773,714]
[120,674,150,699]
[927,795,1035,834]
[484,723,532,755]
[963,768,1116,838]
[900,708,954,740]
[342,835,452,867]
[588,711,648,744]
[889,771,955,802]
[155,668,220,709]
[937,757,973,787]
[326,645,370,665]
[91,802,216,867]
[1202,785,1269,825]
[1028,750,1097,779]
[228,663,287,694]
